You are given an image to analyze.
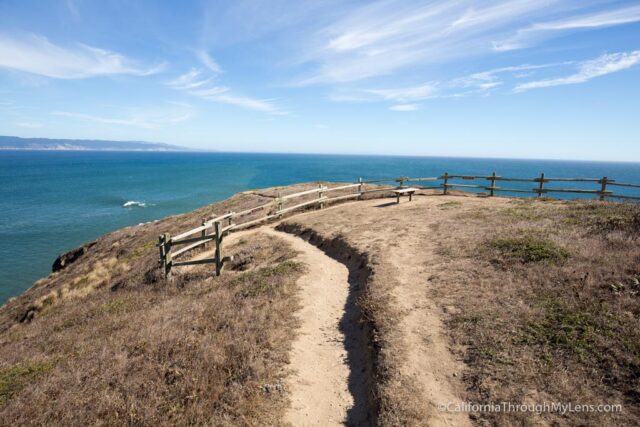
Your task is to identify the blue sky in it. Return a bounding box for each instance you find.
[0,0,639,160]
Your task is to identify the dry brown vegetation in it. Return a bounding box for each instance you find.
[432,198,640,426]
[0,230,304,426]
[1,184,639,426]
[0,185,331,426]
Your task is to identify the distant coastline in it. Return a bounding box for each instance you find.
[0,135,196,152]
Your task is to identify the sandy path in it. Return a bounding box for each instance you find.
[262,228,369,427]
[388,244,472,427]
[281,197,474,425]
[361,199,472,426]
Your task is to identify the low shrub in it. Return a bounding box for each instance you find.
[488,235,569,263]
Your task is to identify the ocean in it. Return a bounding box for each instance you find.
[1,150,639,304]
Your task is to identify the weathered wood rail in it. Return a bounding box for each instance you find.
[158,173,639,278]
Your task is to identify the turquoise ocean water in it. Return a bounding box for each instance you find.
[1,150,639,303]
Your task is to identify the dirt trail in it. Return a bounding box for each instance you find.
[181,201,472,426]
[279,197,476,425]
[387,241,472,427]
[361,199,472,426]
[263,228,369,426]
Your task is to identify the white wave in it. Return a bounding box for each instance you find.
[123,200,147,208]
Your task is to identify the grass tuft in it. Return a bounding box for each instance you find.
[488,235,569,263]
[522,298,598,355]
[122,239,156,262]
[229,261,303,297]
[564,202,640,236]
[0,360,54,403]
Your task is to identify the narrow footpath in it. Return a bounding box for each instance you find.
[263,228,369,426]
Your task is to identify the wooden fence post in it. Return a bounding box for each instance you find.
[158,234,166,273]
[443,172,449,195]
[214,221,222,276]
[318,183,324,209]
[163,233,172,279]
[489,171,496,197]
[201,219,207,249]
[599,176,608,201]
[276,190,283,215]
[537,172,545,197]
[358,177,363,199]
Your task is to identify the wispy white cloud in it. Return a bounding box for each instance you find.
[166,69,213,90]
[332,60,582,108]
[390,104,419,111]
[15,121,43,128]
[299,0,568,84]
[0,100,25,111]
[292,1,640,85]
[213,94,286,115]
[52,104,194,128]
[494,5,640,51]
[366,83,437,102]
[167,68,288,115]
[450,63,567,92]
[201,0,339,47]
[330,52,638,106]
[192,85,286,115]
[196,49,222,73]
[0,33,164,79]
[52,111,158,128]
[515,51,640,92]
[189,86,231,97]
[65,0,80,18]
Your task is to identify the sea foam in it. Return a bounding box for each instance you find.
[123,200,147,208]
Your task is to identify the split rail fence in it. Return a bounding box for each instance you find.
[159,172,640,278]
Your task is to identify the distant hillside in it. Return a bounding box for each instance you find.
[0,136,194,151]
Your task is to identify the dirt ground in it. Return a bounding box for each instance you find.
[279,195,490,426]
[265,228,369,426]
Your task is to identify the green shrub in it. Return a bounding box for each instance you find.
[524,301,598,354]
[488,236,569,263]
[0,360,54,403]
[229,261,303,297]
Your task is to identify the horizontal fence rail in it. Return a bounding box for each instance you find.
[158,172,640,279]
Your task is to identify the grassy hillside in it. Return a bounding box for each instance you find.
[0,185,319,425]
[0,186,638,426]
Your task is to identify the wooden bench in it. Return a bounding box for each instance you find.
[392,187,418,203]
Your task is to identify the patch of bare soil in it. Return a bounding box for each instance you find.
[264,228,370,426]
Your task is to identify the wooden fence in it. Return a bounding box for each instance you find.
[158,173,640,278]
[158,181,365,278]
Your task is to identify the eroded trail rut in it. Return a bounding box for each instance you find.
[263,229,370,426]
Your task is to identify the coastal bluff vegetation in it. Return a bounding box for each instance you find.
[1,183,639,426]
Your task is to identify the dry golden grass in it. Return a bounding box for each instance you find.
[0,189,312,426]
[432,199,640,426]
